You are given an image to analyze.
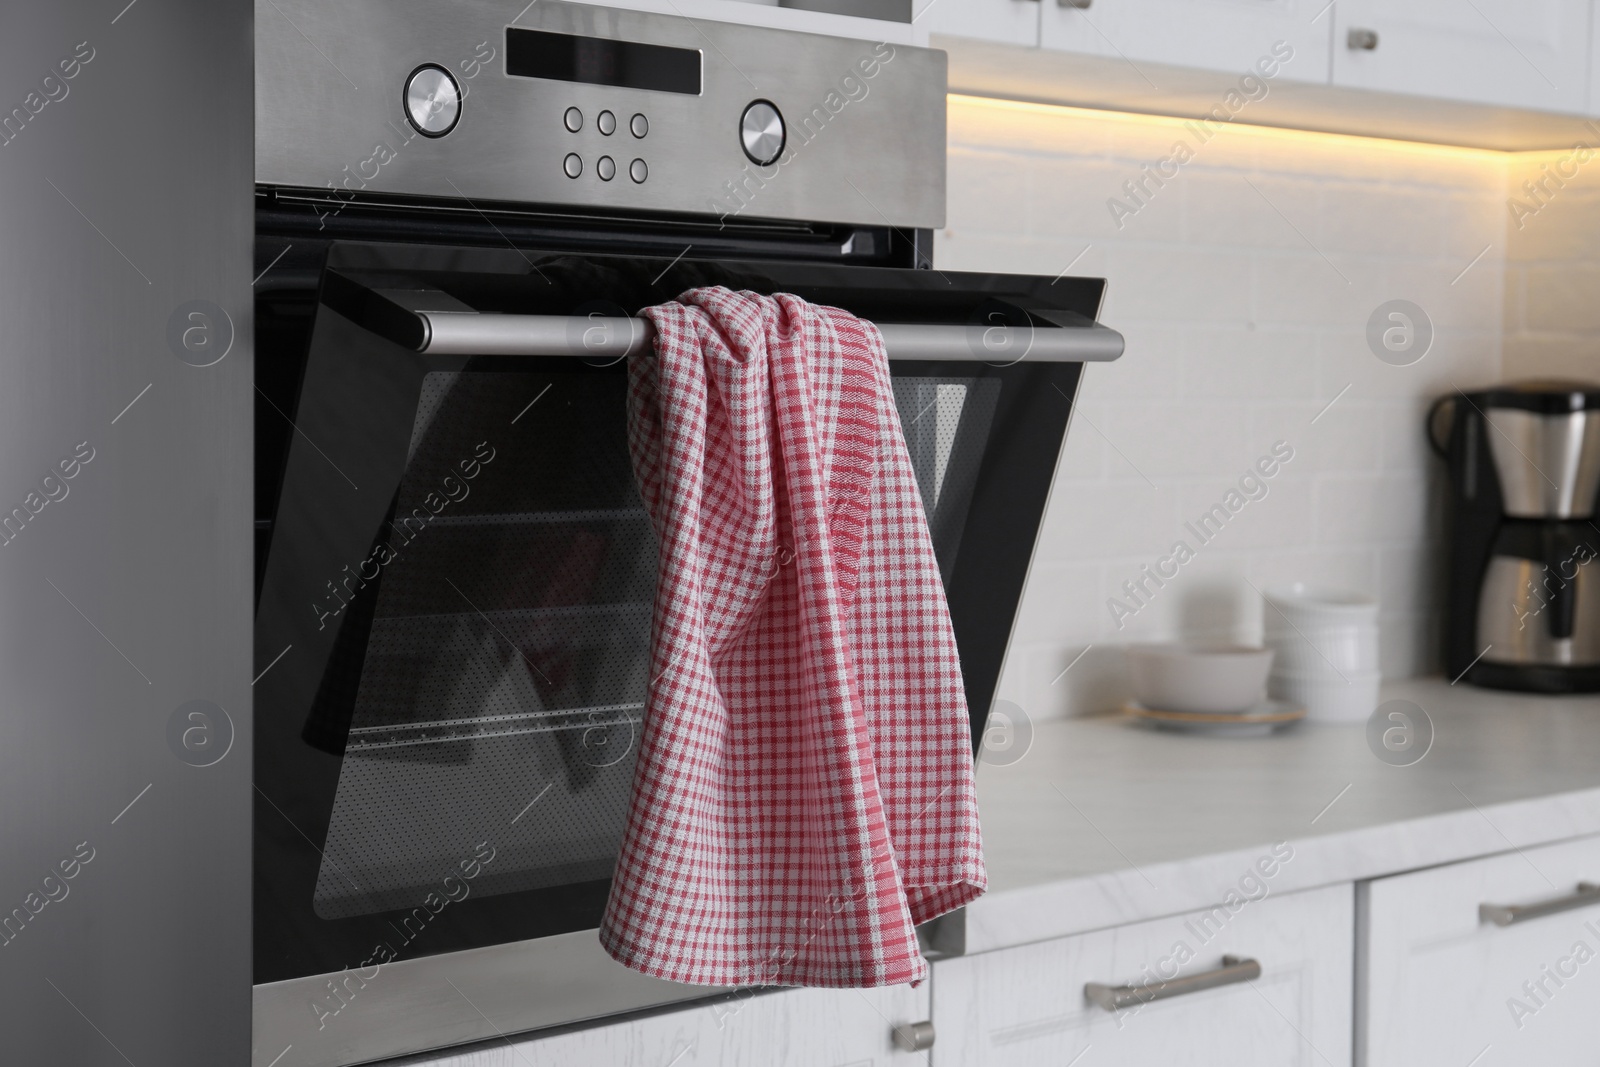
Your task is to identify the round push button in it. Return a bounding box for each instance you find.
[629,158,648,183]
[597,110,617,136]
[403,65,462,137]
[630,113,649,138]
[597,155,616,181]
[740,100,785,166]
[563,107,583,133]
[563,153,583,179]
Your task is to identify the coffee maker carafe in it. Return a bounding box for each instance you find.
[1431,381,1600,692]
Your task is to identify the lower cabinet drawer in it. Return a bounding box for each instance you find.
[408,983,930,1067]
[1363,832,1600,1066]
[932,881,1353,1066]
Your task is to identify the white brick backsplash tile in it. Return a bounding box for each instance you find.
[1502,334,1600,379]
[1245,547,1379,603]
[1378,613,1435,678]
[936,99,1586,711]
[1379,399,1437,473]
[1036,478,1178,562]
[1523,265,1600,332]
[1440,193,1513,259]
[947,148,1034,236]
[1184,328,1317,399]
[1395,263,1505,335]
[1316,184,1449,257]
[1106,117,1211,172]
[999,643,1126,721]
[1314,475,1429,545]
[1503,266,1526,333]
[1181,172,1318,251]
[1094,400,1255,480]
[1028,158,1139,241]
[1011,563,1104,647]
[1119,551,1262,644]
[1378,544,1440,615]
[1100,243,1257,323]
[1104,183,1187,243]
[1314,329,1499,399]
[1507,192,1600,261]
[1259,399,1385,474]
[1250,251,1362,327]
[1173,476,1315,552]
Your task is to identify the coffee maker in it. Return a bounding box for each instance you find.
[1432,381,1600,692]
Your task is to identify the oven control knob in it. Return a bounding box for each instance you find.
[740,100,785,167]
[404,64,462,137]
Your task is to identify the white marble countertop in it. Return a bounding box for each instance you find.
[963,677,1600,954]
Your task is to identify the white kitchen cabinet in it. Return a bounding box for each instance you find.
[1362,833,1600,1066]
[1332,0,1590,115]
[1040,0,1332,86]
[931,883,1353,1066]
[409,983,930,1066]
[918,0,1041,48]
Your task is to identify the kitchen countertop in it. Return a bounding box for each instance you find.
[963,677,1600,954]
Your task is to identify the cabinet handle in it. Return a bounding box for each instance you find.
[1058,0,1093,7]
[891,1020,935,1052]
[1347,28,1379,50]
[1480,882,1600,927]
[1085,955,1261,1012]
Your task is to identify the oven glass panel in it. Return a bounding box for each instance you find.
[894,377,1001,587]
[309,370,652,918]
[304,369,1001,919]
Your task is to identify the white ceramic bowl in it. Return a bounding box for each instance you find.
[1264,584,1378,625]
[1268,669,1381,724]
[1127,644,1275,714]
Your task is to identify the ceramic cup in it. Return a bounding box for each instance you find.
[1263,584,1381,723]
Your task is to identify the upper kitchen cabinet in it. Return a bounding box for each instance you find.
[1332,0,1591,115]
[918,0,1041,47]
[1040,0,1333,85]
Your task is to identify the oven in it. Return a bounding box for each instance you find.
[251,3,1122,1065]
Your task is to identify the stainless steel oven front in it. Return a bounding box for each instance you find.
[251,3,1122,1065]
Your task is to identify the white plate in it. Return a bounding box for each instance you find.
[1122,699,1307,737]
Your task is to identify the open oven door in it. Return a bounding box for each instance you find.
[252,240,1120,1066]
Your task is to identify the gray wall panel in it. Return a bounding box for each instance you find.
[0,2,252,1064]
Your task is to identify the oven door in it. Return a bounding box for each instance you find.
[252,241,1117,1065]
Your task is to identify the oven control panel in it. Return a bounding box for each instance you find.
[257,0,946,229]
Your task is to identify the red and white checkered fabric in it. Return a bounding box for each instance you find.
[599,286,985,988]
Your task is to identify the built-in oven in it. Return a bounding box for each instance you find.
[251,3,1122,1065]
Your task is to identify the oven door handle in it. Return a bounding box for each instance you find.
[417,311,1125,362]
[322,274,1125,363]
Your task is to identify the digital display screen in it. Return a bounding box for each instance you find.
[506,28,702,96]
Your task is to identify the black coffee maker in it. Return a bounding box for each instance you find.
[1431,381,1600,692]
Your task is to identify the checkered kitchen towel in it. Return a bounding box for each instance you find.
[599,286,984,988]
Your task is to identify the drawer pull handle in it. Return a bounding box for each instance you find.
[1085,955,1261,1012]
[1347,28,1379,50]
[1481,882,1600,927]
[891,1020,935,1052]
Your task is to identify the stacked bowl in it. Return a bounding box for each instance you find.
[1263,585,1380,723]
